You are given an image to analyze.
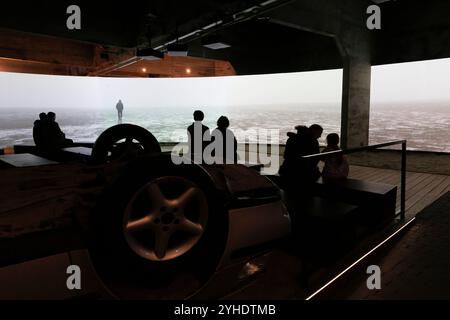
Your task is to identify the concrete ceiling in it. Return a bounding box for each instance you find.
[0,0,449,76]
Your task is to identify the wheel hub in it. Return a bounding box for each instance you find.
[161,211,176,225]
[123,176,209,261]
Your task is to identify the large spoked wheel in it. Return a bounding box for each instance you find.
[91,124,161,164]
[124,176,209,261]
[89,154,228,300]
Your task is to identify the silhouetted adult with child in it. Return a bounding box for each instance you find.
[279,124,323,187]
[210,116,238,164]
[187,110,211,163]
[321,133,349,179]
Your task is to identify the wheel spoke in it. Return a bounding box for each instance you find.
[179,218,203,235]
[154,230,171,259]
[175,187,198,207]
[126,215,155,233]
[147,183,167,207]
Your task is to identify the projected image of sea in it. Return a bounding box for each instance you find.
[0,103,449,152]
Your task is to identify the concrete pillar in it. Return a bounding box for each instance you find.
[338,24,372,149]
[340,55,372,148]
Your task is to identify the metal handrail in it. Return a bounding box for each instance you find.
[301,140,407,220]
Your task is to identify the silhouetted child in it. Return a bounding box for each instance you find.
[322,133,349,179]
[210,116,238,164]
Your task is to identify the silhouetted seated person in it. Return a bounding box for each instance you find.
[279,124,323,188]
[210,116,238,164]
[187,110,211,163]
[33,112,48,148]
[321,133,349,180]
[44,112,73,150]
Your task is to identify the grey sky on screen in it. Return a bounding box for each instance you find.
[371,57,450,104]
[0,69,342,110]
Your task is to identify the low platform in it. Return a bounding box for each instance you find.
[313,177,397,227]
[0,154,58,168]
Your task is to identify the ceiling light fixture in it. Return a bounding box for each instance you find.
[201,35,231,50]
[136,48,164,60]
[167,43,189,57]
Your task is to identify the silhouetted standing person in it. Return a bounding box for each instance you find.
[116,99,124,123]
[211,116,238,164]
[187,110,211,163]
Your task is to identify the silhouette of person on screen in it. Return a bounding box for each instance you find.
[116,99,124,123]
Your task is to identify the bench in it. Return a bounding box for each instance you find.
[0,154,58,168]
[313,177,397,227]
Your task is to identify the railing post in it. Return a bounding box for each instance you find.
[401,141,407,220]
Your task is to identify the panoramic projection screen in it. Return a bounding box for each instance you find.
[0,70,343,148]
[370,57,450,153]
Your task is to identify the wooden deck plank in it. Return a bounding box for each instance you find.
[409,181,450,215]
[351,167,386,180]
[401,175,448,212]
[402,176,450,216]
[405,174,442,202]
[438,176,450,196]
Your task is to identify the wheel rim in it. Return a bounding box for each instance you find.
[123,176,209,261]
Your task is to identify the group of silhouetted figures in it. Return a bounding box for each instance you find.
[187,111,350,180]
[187,110,238,164]
[33,112,73,151]
[32,107,349,180]
[280,124,349,189]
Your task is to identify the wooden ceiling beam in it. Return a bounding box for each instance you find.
[102,55,236,77]
[0,28,95,67]
[0,57,88,75]
[0,28,135,75]
[0,28,234,77]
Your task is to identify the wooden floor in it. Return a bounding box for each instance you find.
[349,165,450,219]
